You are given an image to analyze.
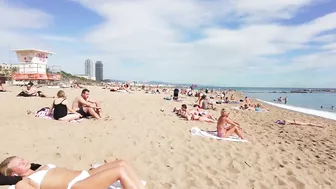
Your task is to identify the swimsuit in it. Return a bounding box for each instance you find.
[76,107,91,118]
[53,99,67,120]
[217,123,230,137]
[27,164,90,189]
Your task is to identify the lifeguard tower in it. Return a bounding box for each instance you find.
[11,49,61,82]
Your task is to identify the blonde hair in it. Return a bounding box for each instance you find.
[57,90,66,99]
[0,156,16,176]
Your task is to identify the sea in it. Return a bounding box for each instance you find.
[198,87,336,121]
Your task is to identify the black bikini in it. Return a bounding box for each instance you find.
[53,99,67,120]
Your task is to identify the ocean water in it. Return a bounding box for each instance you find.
[238,88,336,112]
[196,87,336,120]
[239,88,336,120]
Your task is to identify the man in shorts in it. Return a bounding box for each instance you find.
[72,89,102,119]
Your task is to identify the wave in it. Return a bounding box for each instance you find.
[257,99,336,121]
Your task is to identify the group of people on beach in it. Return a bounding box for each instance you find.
[173,88,325,140]
[0,84,327,189]
[48,88,102,121]
[0,84,145,189]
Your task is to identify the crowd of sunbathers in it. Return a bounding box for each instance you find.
[171,88,325,140]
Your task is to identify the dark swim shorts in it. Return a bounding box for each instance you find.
[76,107,91,118]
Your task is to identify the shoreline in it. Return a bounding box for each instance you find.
[257,99,336,121]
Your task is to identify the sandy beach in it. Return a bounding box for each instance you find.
[0,85,335,189]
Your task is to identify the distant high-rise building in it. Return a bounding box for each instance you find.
[95,61,103,81]
[84,59,94,79]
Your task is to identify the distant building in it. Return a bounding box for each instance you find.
[84,59,94,79]
[95,61,103,81]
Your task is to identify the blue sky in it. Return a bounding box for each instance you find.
[0,0,335,87]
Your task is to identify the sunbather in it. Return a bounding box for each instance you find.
[0,83,8,92]
[72,89,102,119]
[17,84,49,97]
[47,90,82,121]
[217,108,244,139]
[275,120,323,128]
[0,156,144,189]
[0,163,41,185]
[175,104,216,123]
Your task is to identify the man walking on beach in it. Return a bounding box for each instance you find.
[72,88,102,119]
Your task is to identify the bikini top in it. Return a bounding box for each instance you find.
[27,164,56,188]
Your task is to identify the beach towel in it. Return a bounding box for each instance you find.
[190,127,249,142]
[91,163,147,189]
[35,107,83,123]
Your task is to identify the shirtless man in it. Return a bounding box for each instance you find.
[21,84,48,97]
[217,108,244,139]
[72,88,102,119]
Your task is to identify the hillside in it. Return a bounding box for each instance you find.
[60,71,98,84]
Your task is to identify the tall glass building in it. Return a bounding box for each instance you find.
[95,61,103,81]
[84,59,94,79]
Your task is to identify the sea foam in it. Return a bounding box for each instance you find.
[257,99,336,121]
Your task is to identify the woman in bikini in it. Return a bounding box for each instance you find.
[47,90,82,121]
[0,156,145,189]
[217,108,244,139]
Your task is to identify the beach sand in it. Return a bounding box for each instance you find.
[0,86,335,189]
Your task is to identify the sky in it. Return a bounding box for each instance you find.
[0,0,335,87]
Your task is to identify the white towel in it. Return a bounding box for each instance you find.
[190,127,249,142]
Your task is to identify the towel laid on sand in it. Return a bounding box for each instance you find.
[91,163,146,189]
[7,164,146,189]
[35,107,83,123]
[190,127,249,142]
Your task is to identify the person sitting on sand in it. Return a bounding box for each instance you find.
[198,95,216,110]
[275,120,323,128]
[0,156,145,189]
[47,90,82,121]
[17,84,49,98]
[217,108,244,139]
[72,88,102,119]
[0,83,8,92]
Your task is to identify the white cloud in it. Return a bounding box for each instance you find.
[0,2,51,29]
[39,35,77,43]
[232,0,315,22]
[2,0,336,87]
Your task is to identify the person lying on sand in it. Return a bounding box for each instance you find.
[275,120,323,128]
[217,108,245,139]
[239,104,254,110]
[0,163,41,185]
[72,88,102,119]
[47,90,82,121]
[0,156,145,189]
[174,104,216,123]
